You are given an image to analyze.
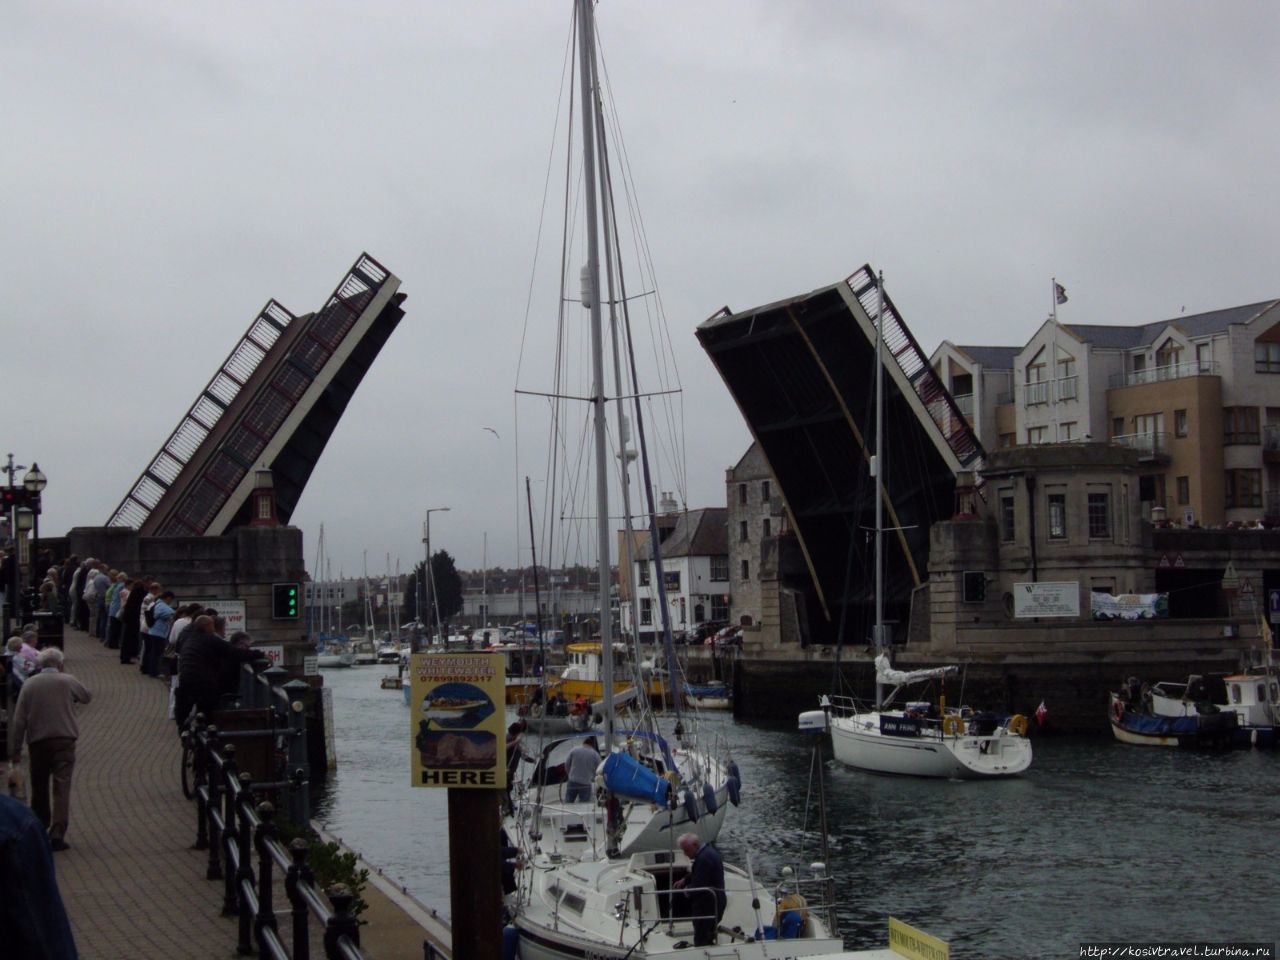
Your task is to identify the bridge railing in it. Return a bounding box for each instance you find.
[185,664,364,960]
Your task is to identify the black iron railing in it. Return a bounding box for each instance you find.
[185,662,365,960]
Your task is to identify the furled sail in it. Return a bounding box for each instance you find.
[875,653,957,686]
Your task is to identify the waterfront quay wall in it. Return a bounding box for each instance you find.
[730,619,1256,735]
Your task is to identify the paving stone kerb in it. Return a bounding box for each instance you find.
[34,627,443,960]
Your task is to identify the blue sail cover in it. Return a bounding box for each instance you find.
[602,752,672,806]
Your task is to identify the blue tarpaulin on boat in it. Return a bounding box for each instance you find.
[1123,713,1198,736]
[602,752,671,806]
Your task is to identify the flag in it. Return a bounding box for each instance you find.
[1035,700,1048,725]
[1054,282,1068,305]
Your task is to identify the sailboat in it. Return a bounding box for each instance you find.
[511,4,862,957]
[805,273,1033,780]
[311,525,357,668]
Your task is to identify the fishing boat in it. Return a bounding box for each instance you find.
[1109,684,1239,750]
[544,641,666,706]
[683,681,731,711]
[815,272,1032,780]
[1144,651,1279,748]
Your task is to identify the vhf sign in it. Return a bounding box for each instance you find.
[272,583,300,620]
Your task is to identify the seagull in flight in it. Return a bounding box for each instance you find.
[483,427,500,439]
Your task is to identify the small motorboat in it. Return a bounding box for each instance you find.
[1109,681,1239,751]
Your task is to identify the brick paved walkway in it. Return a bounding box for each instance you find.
[9,627,447,960]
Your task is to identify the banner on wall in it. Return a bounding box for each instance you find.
[1090,592,1169,621]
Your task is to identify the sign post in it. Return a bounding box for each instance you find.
[410,652,505,960]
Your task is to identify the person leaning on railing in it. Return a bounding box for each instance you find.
[173,617,259,732]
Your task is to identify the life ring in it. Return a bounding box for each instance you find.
[1007,714,1028,737]
[1112,699,1125,724]
[941,715,964,736]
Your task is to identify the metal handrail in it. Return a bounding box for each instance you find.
[185,663,364,960]
[1108,360,1219,389]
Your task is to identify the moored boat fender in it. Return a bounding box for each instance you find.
[681,789,699,823]
[1112,700,1125,724]
[1007,714,1029,736]
[726,760,742,806]
[702,781,717,815]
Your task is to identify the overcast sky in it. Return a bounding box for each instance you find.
[4,1,1278,579]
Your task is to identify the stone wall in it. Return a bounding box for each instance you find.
[66,525,309,656]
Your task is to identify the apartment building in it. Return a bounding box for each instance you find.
[618,506,729,641]
[931,298,1280,526]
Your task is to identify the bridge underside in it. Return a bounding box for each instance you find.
[697,268,979,646]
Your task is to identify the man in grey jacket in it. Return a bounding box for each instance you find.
[9,647,92,851]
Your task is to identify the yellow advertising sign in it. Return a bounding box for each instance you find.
[888,917,949,960]
[409,652,506,789]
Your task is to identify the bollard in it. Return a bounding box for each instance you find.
[255,801,279,951]
[286,838,314,960]
[282,679,312,828]
[236,772,255,953]
[324,884,361,959]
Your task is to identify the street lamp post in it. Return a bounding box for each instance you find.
[24,463,47,595]
[417,506,450,652]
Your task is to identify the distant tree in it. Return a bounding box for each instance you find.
[406,551,464,630]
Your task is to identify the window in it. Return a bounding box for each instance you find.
[1133,355,1146,374]
[739,520,749,542]
[1048,492,1067,540]
[1027,426,1047,445]
[638,563,650,586]
[762,518,771,538]
[1225,469,1262,508]
[1088,492,1111,539]
[1000,494,1016,542]
[1155,338,1183,370]
[1255,341,1280,373]
[1196,342,1211,369]
[663,570,681,592]
[761,480,771,501]
[711,595,729,621]
[999,433,1016,449]
[1174,409,1188,438]
[738,483,747,504]
[741,559,750,580]
[640,598,652,625]
[710,555,729,581]
[1176,476,1190,505]
[1112,417,1125,439]
[1058,422,1076,443]
[1224,406,1260,444]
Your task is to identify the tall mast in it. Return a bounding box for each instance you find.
[873,271,885,711]
[576,0,614,746]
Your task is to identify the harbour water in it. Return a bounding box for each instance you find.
[314,668,1280,957]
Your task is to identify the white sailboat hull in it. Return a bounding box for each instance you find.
[829,711,1032,779]
[515,854,860,960]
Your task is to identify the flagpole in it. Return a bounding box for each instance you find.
[1051,277,1059,325]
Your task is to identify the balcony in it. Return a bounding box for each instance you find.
[995,390,1013,406]
[1111,431,1171,463]
[952,392,974,417]
[1056,376,1078,401]
[1108,360,1219,389]
[1023,381,1049,406]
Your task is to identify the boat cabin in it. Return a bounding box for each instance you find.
[1222,673,1280,728]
